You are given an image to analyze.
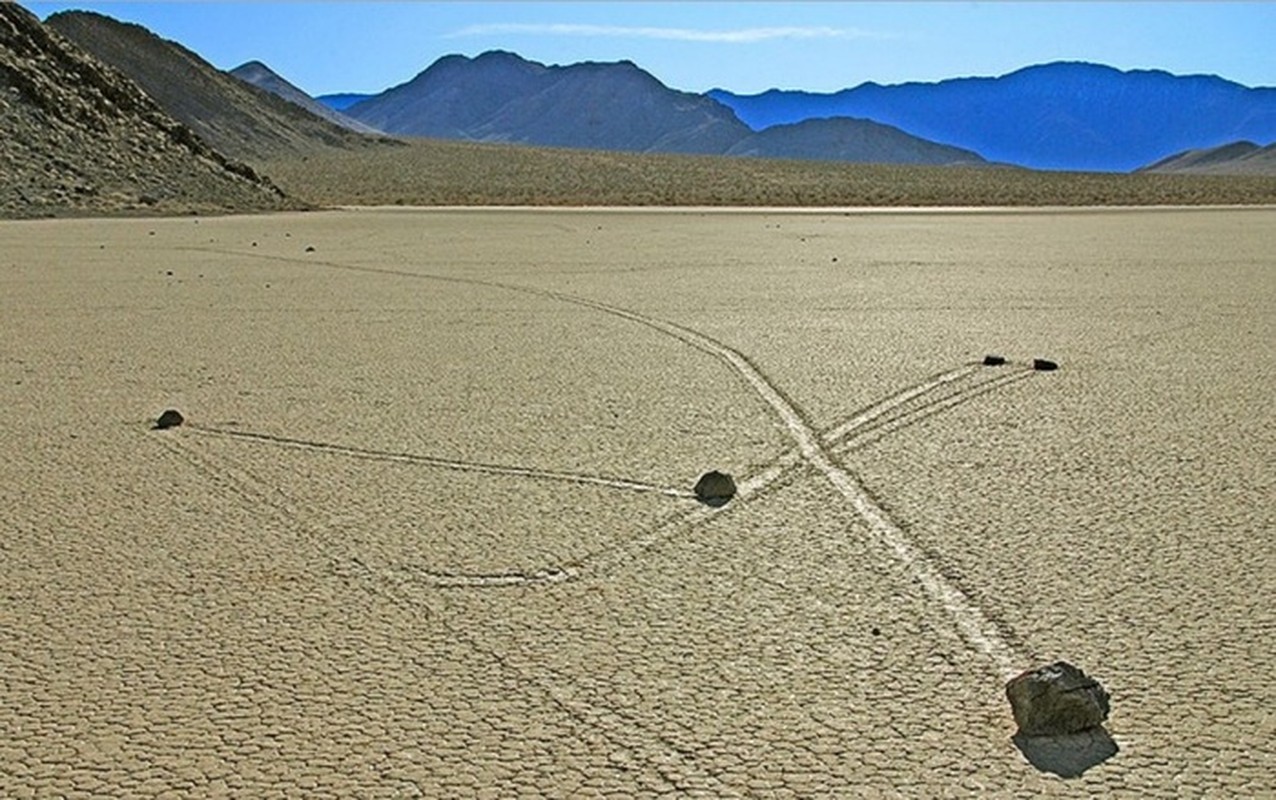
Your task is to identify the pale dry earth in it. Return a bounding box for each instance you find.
[1,208,1273,797]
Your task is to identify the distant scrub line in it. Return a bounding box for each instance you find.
[257,141,1276,210]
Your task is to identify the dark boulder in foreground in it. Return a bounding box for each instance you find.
[154,409,185,429]
[1006,661,1110,736]
[1033,358,1059,371]
[694,470,737,506]
[983,354,1007,366]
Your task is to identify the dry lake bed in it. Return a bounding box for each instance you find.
[1,207,1272,797]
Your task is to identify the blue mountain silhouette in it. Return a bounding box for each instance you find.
[709,62,1276,172]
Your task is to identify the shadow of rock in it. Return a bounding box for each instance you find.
[696,495,732,508]
[1013,727,1119,778]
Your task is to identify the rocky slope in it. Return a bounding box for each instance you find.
[229,60,381,135]
[46,10,377,164]
[0,3,294,218]
[1138,140,1276,175]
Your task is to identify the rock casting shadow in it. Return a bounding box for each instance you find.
[1013,726,1119,778]
[152,409,185,430]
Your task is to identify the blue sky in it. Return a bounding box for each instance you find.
[22,2,1276,96]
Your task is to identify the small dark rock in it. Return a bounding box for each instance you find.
[871,627,881,636]
[165,270,173,276]
[154,409,185,430]
[304,246,316,252]
[983,354,1007,366]
[1006,661,1110,736]
[1033,358,1059,372]
[693,470,737,506]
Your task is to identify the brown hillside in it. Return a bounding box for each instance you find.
[229,60,381,135]
[45,10,384,164]
[0,3,296,218]
[1139,140,1276,176]
[724,116,987,166]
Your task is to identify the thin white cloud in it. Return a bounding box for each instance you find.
[447,23,881,43]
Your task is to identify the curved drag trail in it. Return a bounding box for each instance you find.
[179,244,1031,678]
[155,433,741,797]
[533,288,1027,680]
[186,423,697,500]
[571,363,1035,579]
[184,366,1025,508]
[175,363,1031,591]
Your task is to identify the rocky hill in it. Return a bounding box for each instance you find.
[0,3,294,218]
[229,60,381,135]
[347,50,747,155]
[45,10,377,165]
[725,116,986,166]
[1137,141,1276,175]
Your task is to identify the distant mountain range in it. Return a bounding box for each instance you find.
[316,93,374,112]
[346,50,745,154]
[334,50,984,166]
[708,62,1276,172]
[7,5,1273,220]
[10,6,1276,180]
[316,53,1275,173]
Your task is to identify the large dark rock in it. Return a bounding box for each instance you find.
[1033,358,1059,372]
[983,354,1007,366]
[154,408,185,429]
[693,470,737,506]
[1006,661,1110,736]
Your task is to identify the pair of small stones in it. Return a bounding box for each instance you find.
[984,354,1058,371]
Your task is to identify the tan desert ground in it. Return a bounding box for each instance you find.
[1,206,1273,797]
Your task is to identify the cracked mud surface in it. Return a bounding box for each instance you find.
[2,208,1273,796]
